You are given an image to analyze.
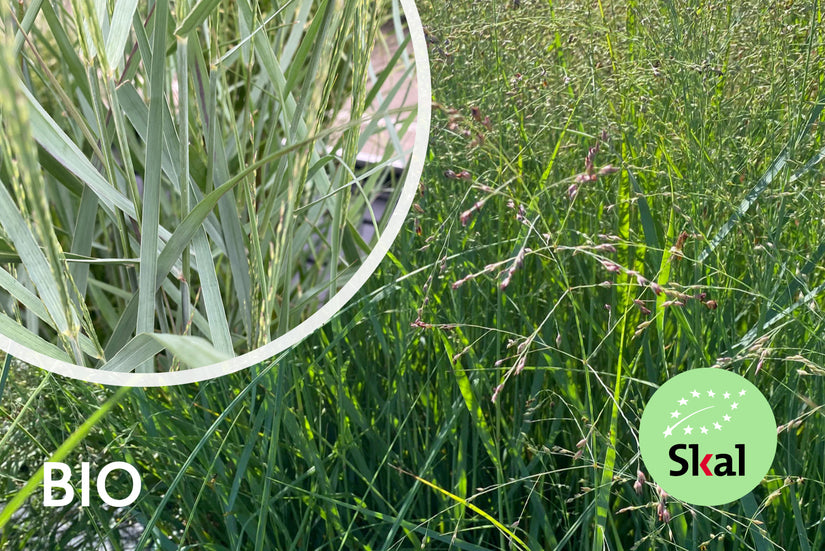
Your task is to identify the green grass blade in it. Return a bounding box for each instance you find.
[398,468,530,550]
[102,333,232,372]
[22,85,131,219]
[135,0,170,371]
[105,0,139,70]
[0,312,73,362]
[0,181,78,355]
[175,0,224,36]
[698,92,825,263]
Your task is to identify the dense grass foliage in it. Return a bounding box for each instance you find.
[0,0,415,371]
[2,0,825,549]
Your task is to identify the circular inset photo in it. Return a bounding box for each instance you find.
[0,0,430,385]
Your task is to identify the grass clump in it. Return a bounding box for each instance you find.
[2,0,825,550]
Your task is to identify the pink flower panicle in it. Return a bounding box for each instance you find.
[514,355,527,375]
[460,200,484,226]
[575,133,618,183]
[634,299,651,315]
[491,383,504,403]
[410,318,433,329]
[446,169,472,181]
[515,203,527,222]
[451,276,470,289]
[453,262,502,290]
[500,247,527,290]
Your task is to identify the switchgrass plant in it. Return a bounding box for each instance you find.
[0,0,416,372]
[3,0,825,549]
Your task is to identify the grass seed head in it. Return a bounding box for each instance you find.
[491,383,504,403]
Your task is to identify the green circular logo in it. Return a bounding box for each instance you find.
[639,369,776,506]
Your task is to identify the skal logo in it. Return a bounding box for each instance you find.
[639,368,776,506]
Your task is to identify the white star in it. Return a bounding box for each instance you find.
[670,410,680,418]
[731,402,739,410]
[723,415,731,422]
[684,425,693,435]
[714,422,722,430]
[691,390,700,398]
[664,426,673,437]
[723,392,730,399]
[678,398,688,406]
[739,389,746,397]
[700,426,709,434]
[707,390,715,398]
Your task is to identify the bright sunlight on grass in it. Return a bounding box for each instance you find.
[1,0,825,549]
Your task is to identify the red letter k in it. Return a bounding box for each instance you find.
[700,454,713,476]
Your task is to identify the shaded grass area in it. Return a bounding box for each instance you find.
[2,0,825,549]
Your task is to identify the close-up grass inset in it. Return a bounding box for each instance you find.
[2,0,825,549]
[0,0,419,373]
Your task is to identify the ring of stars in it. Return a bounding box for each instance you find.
[662,387,744,437]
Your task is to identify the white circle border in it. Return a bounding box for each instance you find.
[1,0,431,386]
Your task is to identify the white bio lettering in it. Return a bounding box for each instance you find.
[43,462,141,507]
